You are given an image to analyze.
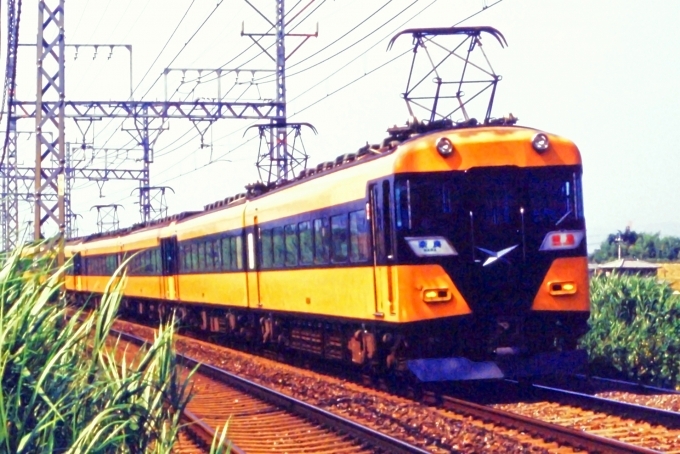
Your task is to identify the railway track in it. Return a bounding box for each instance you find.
[432,391,662,454]
[443,377,680,453]
[110,327,428,454]
[112,318,680,453]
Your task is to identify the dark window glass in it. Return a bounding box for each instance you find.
[154,248,161,274]
[260,229,273,269]
[205,241,214,270]
[350,210,370,262]
[525,172,582,226]
[190,243,198,271]
[213,239,222,269]
[272,227,285,266]
[299,221,313,265]
[146,250,153,274]
[147,250,153,273]
[331,214,348,263]
[182,248,188,272]
[221,238,230,271]
[314,218,330,264]
[106,254,117,274]
[395,179,411,229]
[199,243,206,271]
[285,224,298,266]
[231,236,243,270]
[383,181,394,258]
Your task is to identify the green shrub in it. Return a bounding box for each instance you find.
[580,273,680,387]
[0,246,194,453]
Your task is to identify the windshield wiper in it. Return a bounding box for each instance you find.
[556,209,573,226]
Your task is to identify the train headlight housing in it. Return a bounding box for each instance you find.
[548,281,577,296]
[531,133,550,153]
[539,230,585,251]
[436,137,454,157]
[422,288,452,303]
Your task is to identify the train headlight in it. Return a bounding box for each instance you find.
[548,281,577,296]
[531,133,550,153]
[436,137,454,157]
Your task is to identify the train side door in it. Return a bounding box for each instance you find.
[245,215,260,309]
[161,236,179,300]
[370,181,396,317]
[74,253,83,292]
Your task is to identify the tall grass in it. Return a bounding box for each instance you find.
[0,246,194,453]
[580,273,680,387]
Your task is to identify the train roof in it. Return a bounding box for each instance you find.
[68,118,579,244]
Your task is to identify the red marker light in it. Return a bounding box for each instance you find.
[540,231,584,251]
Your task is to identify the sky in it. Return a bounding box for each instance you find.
[5,0,680,252]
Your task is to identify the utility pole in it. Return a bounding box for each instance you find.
[35,0,66,265]
[242,0,317,184]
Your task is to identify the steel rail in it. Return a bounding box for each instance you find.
[113,328,429,454]
[437,393,662,454]
[573,374,680,396]
[528,382,680,430]
[180,408,246,454]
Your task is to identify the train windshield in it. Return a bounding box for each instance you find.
[394,166,584,250]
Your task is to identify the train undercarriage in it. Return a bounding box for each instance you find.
[73,292,589,381]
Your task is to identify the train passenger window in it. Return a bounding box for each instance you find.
[260,229,273,269]
[140,251,148,274]
[272,227,285,267]
[190,243,199,272]
[349,210,370,262]
[181,244,189,272]
[106,254,117,274]
[222,236,231,270]
[198,243,206,271]
[285,224,298,266]
[299,221,313,265]
[314,218,330,264]
[212,239,222,269]
[147,250,155,274]
[231,236,243,270]
[331,214,349,263]
[395,179,411,230]
[154,248,161,274]
[205,241,214,270]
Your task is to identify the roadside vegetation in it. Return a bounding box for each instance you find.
[591,227,680,262]
[0,246,194,453]
[580,273,680,388]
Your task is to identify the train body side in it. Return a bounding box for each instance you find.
[64,125,590,380]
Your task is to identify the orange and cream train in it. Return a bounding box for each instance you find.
[65,120,590,381]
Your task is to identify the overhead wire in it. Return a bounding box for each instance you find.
[120,0,506,196]
[77,0,214,194]
[131,0,196,99]
[152,0,507,189]
[76,0,248,201]
[77,0,505,220]
[290,0,506,116]
[255,0,416,84]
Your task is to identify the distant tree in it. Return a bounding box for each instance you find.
[590,228,680,263]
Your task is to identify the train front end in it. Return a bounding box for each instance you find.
[391,126,589,381]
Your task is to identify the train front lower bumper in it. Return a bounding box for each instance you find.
[407,349,588,381]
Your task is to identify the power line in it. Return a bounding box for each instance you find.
[290,0,506,115]
[291,49,410,117]
[140,0,226,100]
[132,0,196,99]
